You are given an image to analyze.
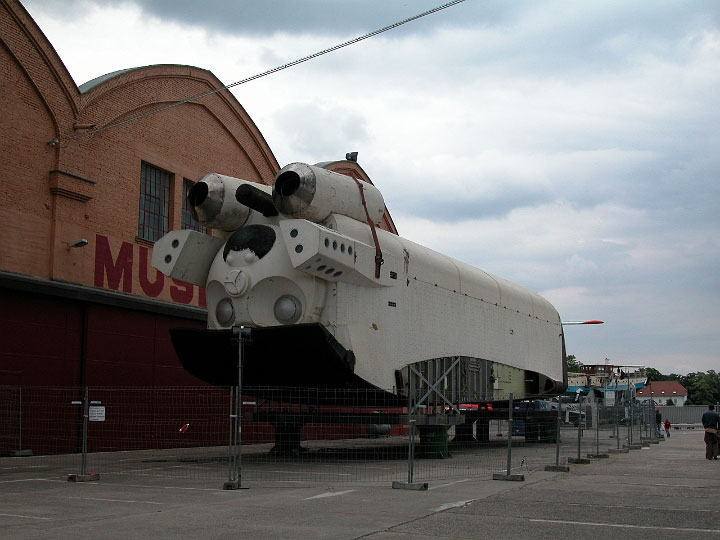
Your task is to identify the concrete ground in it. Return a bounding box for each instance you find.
[1,430,718,539]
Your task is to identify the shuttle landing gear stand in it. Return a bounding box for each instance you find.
[453,421,476,442]
[270,416,305,456]
[418,426,451,458]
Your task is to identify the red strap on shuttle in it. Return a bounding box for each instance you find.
[353,178,384,279]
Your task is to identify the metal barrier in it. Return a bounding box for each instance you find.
[0,385,673,488]
[658,405,708,426]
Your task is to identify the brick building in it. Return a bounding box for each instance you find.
[0,0,396,388]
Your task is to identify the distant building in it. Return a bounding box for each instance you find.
[565,362,647,406]
[636,381,688,406]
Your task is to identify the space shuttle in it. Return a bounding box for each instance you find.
[152,162,566,404]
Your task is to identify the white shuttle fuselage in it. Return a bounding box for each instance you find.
[152,163,565,401]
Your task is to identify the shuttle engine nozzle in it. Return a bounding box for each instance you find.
[272,163,385,225]
[188,173,272,231]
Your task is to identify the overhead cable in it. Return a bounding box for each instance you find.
[58,0,467,144]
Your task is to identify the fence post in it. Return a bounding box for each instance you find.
[615,402,620,449]
[626,392,631,447]
[651,399,657,441]
[631,386,637,445]
[81,387,88,476]
[544,397,570,472]
[225,327,250,490]
[392,368,427,490]
[577,394,582,460]
[595,403,600,455]
[555,399,561,466]
[494,393,523,480]
[226,386,235,485]
[640,401,645,440]
[407,389,416,484]
[567,394,589,464]
[67,387,98,482]
[588,401,608,459]
[18,387,22,453]
[506,393,513,476]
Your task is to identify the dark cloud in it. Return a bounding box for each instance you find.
[390,188,552,222]
[112,0,720,42]
[114,0,488,36]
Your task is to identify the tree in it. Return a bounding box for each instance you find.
[566,354,583,373]
[681,370,720,405]
[645,367,669,382]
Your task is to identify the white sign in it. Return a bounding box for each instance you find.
[89,406,106,422]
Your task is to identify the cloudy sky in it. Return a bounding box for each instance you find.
[21,0,719,375]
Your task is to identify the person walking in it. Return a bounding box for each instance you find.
[701,404,719,460]
[664,419,671,438]
[655,407,662,437]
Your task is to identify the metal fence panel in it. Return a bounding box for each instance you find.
[1,385,670,487]
[0,386,21,454]
[658,405,706,425]
[84,387,231,480]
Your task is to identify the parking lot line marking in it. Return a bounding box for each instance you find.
[607,481,719,488]
[67,496,163,505]
[304,490,356,500]
[0,478,57,484]
[565,502,717,513]
[530,518,720,533]
[431,500,473,513]
[428,479,470,490]
[0,513,50,520]
[91,481,220,492]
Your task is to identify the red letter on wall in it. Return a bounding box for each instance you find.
[138,246,164,297]
[94,234,133,293]
[170,279,193,304]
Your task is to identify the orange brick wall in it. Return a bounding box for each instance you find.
[0,33,56,278]
[1,0,280,310]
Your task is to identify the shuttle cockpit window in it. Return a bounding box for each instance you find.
[223,225,276,266]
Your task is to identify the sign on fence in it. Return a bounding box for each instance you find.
[89,406,106,422]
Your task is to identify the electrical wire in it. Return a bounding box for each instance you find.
[58,0,467,144]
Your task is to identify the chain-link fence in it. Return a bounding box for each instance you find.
[1,385,673,488]
[0,386,232,481]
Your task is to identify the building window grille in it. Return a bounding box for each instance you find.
[138,162,170,242]
[182,179,206,233]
